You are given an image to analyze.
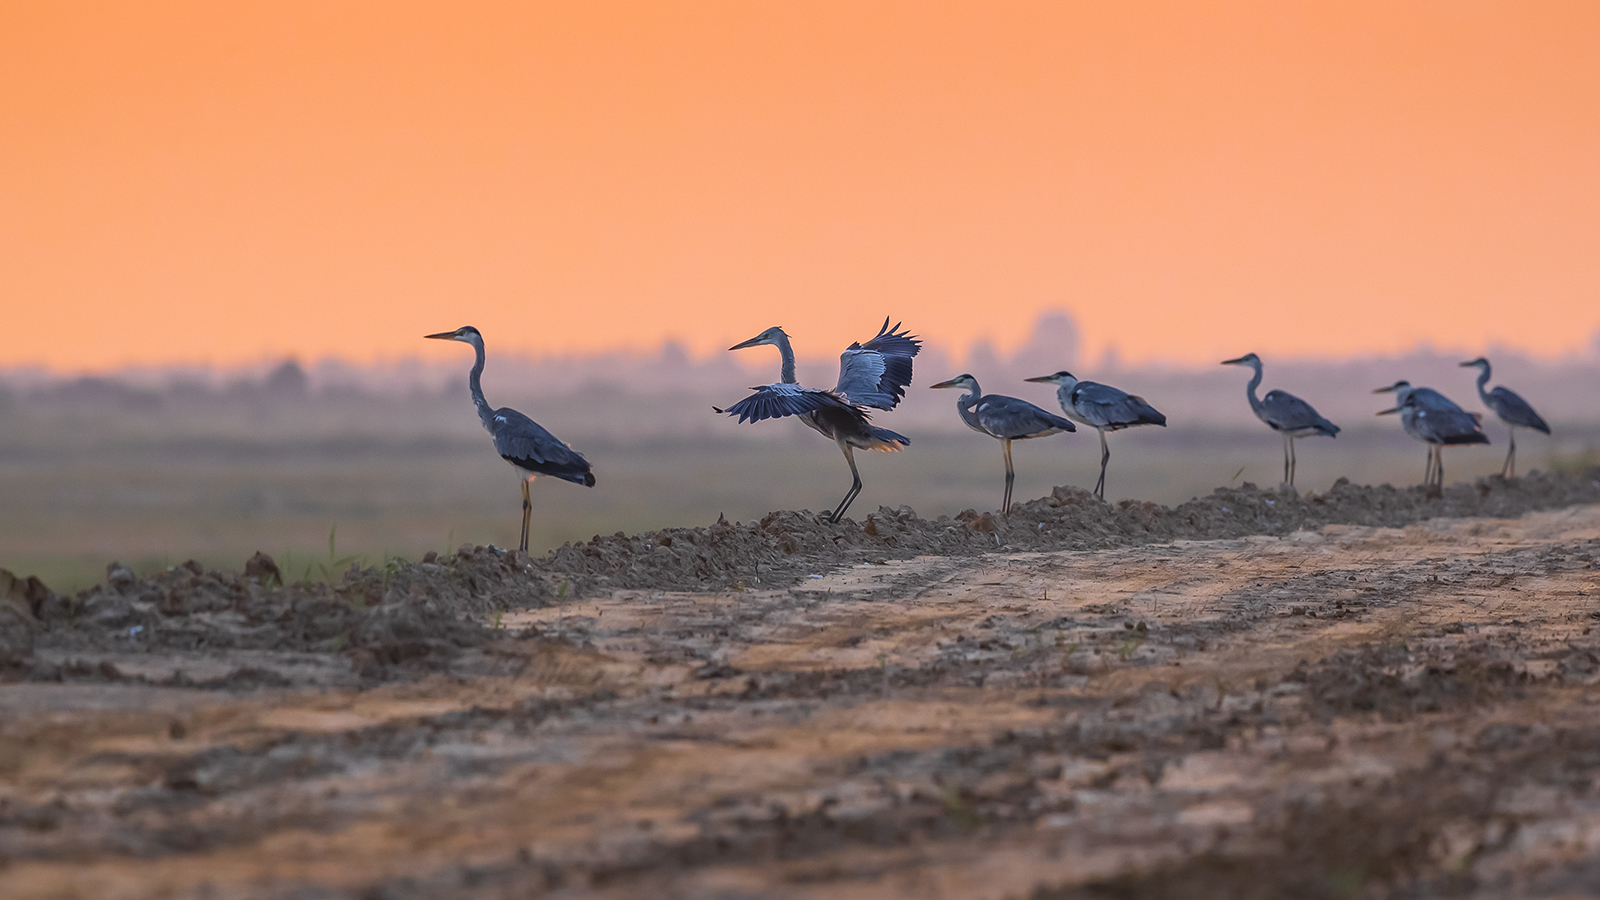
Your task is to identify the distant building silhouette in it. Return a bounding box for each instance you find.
[263,359,309,397]
[1011,309,1082,375]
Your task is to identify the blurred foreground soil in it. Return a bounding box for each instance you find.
[4,477,1600,898]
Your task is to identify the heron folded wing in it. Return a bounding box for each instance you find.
[1488,386,1551,433]
[835,318,921,410]
[1074,383,1165,429]
[976,395,1075,438]
[1261,390,1326,432]
[722,383,868,426]
[491,408,594,484]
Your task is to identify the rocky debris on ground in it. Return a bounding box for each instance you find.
[5,467,1598,686]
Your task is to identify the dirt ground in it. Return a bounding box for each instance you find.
[4,472,1600,898]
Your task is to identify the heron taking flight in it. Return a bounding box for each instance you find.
[1460,357,1550,478]
[1220,353,1339,489]
[1376,389,1488,493]
[717,318,921,523]
[1024,370,1165,501]
[426,326,594,552]
[931,374,1075,516]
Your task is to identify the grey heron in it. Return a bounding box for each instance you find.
[1459,357,1550,478]
[716,318,921,523]
[1377,390,1488,493]
[930,373,1076,515]
[1373,381,1471,486]
[1220,353,1339,488]
[426,326,594,552]
[1024,370,1166,501]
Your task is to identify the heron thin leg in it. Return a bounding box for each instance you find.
[1423,446,1435,487]
[1289,436,1298,488]
[519,477,532,553]
[1095,428,1110,501]
[829,441,863,524]
[1504,428,1516,478]
[1434,448,1445,496]
[1281,433,1291,486]
[1002,439,1015,516]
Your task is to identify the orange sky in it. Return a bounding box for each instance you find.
[3,1,1598,372]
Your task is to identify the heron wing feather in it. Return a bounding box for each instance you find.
[833,318,921,409]
[722,383,868,426]
[1487,386,1550,433]
[491,408,594,484]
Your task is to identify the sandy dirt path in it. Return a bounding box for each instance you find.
[3,506,1600,899]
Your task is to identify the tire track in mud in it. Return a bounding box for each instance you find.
[2,505,1600,898]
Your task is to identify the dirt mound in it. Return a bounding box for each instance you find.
[5,468,1598,686]
[522,466,1600,595]
[1,544,549,682]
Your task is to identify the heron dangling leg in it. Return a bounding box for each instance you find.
[828,441,864,524]
[519,477,533,553]
[1002,439,1016,516]
[1503,428,1517,479]
[1095,428,1110,501]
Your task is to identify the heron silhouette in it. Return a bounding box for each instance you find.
[426,326,594,552]
[717,318,920,523]
[1377,389,1488,495]
[1220,353,1339,489]
[931,373,1076,515]
[1024,370,1165,500]
[1459,358,1549,478]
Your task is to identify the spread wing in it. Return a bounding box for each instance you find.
[834,317,921,410]
[719,383,870,427]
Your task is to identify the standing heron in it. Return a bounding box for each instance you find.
[1024,370,1165,501]
[426,326,594,553]
[716,318,920,523]
[1460,358,1550,478]
[1377,391,1488,493]
[1220,353,1339,488]
[1373,381,1469,486]
[930,374,1076,515]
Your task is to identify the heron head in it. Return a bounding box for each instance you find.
[1220,353,1260,367]
[930,374,978,391]
[1372,379,1411,395]
[1459,357,1489,369]
[424,326,481,343]
[729,326,787,351]
[1024,370,1076,387]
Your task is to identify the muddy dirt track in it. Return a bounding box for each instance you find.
[4,471,1600,898]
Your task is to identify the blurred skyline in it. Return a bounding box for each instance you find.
[4,2,1599,373]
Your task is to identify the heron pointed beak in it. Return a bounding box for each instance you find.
[1458,360,1478,368]
[1372,385,1397,394]
[929,378,963,390]
[1023,375,1055,383]
[424,330,458,340]
[1219,357,1247,366]
[728,336,766,351]
[1376,406,1402,415]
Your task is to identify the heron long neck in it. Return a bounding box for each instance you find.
[773,333,797,384]
[466,335,495,432]
[956,382,983,430]
[1474,365,1492,406]
[1242,362,1265,415]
